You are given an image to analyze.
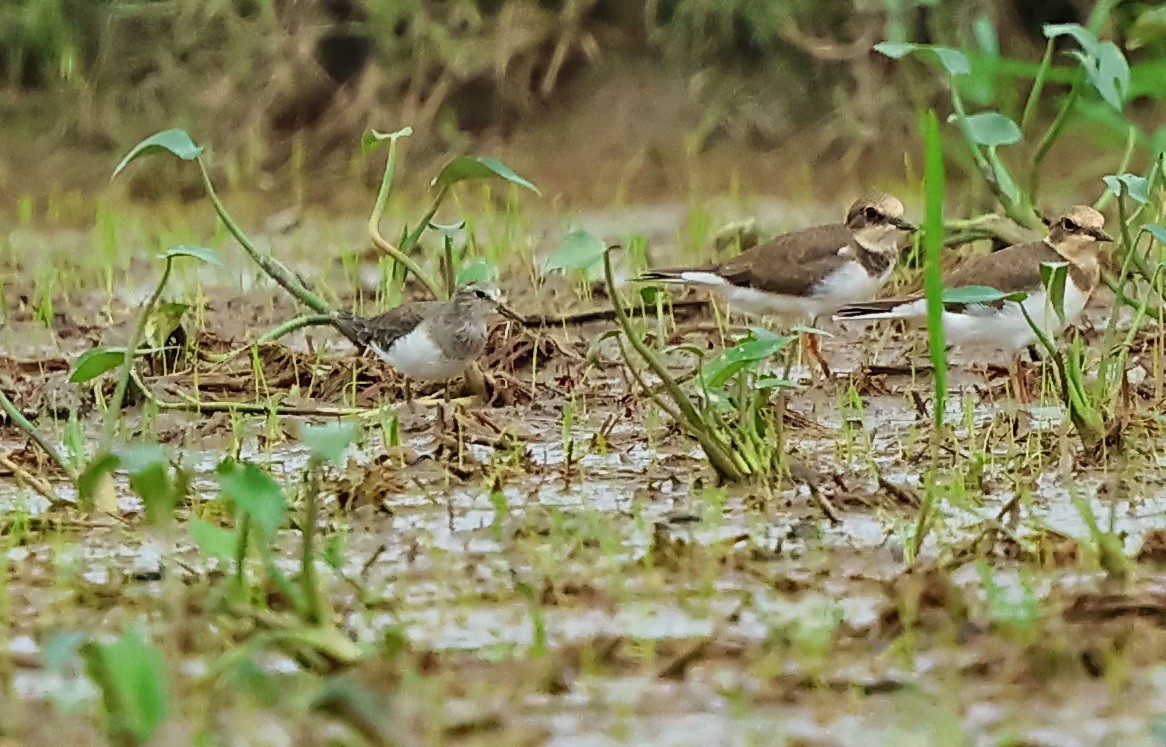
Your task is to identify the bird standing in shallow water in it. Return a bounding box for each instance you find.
[638,194,916,376]
[334,282,518,403]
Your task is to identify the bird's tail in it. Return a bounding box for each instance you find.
[832,299,916,321]
[636,269,726,287]
[331,310,370,346]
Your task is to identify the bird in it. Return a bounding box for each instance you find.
[832,205,1112,353]
[332,282,519,400]
[637,194,916,376]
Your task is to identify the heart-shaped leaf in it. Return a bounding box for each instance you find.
[300,421,361,465]
[1143,224,1166,246]
[160,244,223,266]
[361,126,413,154]
[112,129,203,180]
[71,347,127,383]
[1043,23,1100,57]
[957,111,1022,146]
[432,156,540,195]
[544,230,607,273]
[1103,173,1149,204]
[941,285,1028,305]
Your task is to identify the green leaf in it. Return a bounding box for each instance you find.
[432,156,540,195]
[115,444,168,475]
[874,41,970,76]
[191,518,237,563]
[456,258,498,285]
[81,627,169,744]
[544,230,607,273]
[700,328,793,391]
[1072,42,1130,111]
[76,452,121,510]
[1143,224,1166,246]
[972,14,999,57]
[112,129,203,180]
[1129,6,1166,49]
[117,445,175,527]
[42,631,86,672]
[1040,261,1069,325]
[941,285,1028,305]
[300,421,361,465]
[361,126,413,154]
[958,112,1022,146]
[217,462,287,541]
[70,347,126,383]
[1103,174,1149,204]
[1043,23,1099,57]
[160,244,223,266]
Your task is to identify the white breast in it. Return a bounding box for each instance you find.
[810,259,892,316]
[943,282,1090,351]
[370,328,469,381]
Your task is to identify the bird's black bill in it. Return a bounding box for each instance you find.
[1093,228,1115,242]
[891,217,917,232]
[496,302,526,323]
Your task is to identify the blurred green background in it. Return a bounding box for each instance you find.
[1,0,1164,209]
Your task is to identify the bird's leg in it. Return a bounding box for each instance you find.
[1009,355,1030,404]
[802,331,832,380]
[403,379,416,413]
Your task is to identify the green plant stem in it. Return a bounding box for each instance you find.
[101,258,173,449]
[301,462,323,625]
[921,110,948,431]
[442,234,456,299]
[196,158,331,315]
[1028,71,1084,204]
[204,314,337,367]
[235,514,251,596]
[1093,126,1138,212]
[1020,39,1055,133]
[0,389,75,479]
[367,140,441,299]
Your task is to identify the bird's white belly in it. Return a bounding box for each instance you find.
[944,284,1090,351]
[371,329,468,381]
[719,260,889,322]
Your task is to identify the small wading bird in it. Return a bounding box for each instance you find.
[833,205,1112,394]
[333,282,520,402]
[637,194,916,376]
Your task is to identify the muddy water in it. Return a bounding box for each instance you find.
[4,205,1166,744]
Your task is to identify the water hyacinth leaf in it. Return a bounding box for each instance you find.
[360,126,413,154]
[1040,261,1069,325]
[81,627,169,744]
[217,462,287,540]
[160,244,223,266]
[300,421,361,465]
[700,328,793,391]
[942,285,1027,305]
[432,156,540,195]
[1103,174,1149,204]
[1144,225,1166,246]
[957,112,1022,146]
[191,518,237,563]
[544,230,606,273]
[70,347,127,383]
[112,129,203,180]
[873,41,970,76]
[456,257,498,285]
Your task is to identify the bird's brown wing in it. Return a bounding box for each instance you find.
[715,224,855,297]
[335,301,436,349]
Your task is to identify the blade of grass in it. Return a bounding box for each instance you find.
[921,109,948,431]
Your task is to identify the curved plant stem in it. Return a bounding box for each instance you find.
[1028,71,1084,204]
[196,158,331,315]
[367,136,441,299]
[1020,39,1055,133]
[0,391,74,480]
[1093,126,1138,212]
[101,258,173,449]
[204,314,338,368]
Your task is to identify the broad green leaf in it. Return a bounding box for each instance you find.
[456,258,498,285]
[544,230,606,273]
[300,421,361,465]
[70,347,126,383]
[361,126,413,154]
[191,518,237,563]
[112,129,202,180]
[1103,173,1149,204]
[941,285,1027,305]
[81,627,169,744]
[117,445,175,527]
[957,112,1021,146]
[217,462,287,541]
[700,328,793,391]
[874,42,970,76]
[1143,224,1166,246]
[1040,261,1069,325]
[1043,23,1099,56]
[115,444,168,475]
[432,156,540,195]
[160,244,223,266]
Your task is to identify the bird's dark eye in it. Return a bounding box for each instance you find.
[474,289,489,299]
[1062,218,1079,231]
[864,206,881,222]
